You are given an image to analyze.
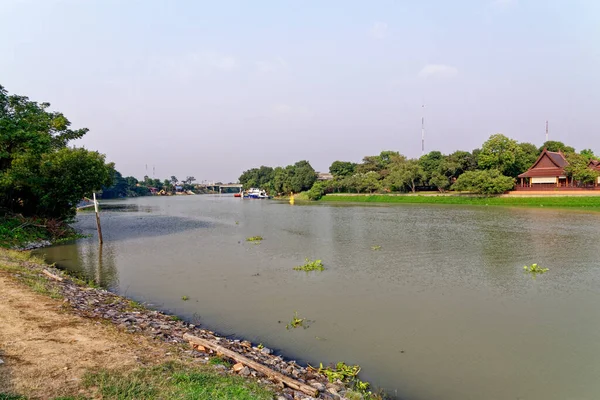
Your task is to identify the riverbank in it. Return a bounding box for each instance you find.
[0,215,83,250]
[0,249,380,400]
[319,193,600,210]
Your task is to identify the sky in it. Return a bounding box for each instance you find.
[1,0,599,182]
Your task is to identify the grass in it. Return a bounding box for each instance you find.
[0,250,62,299]
[320,194,600,210]
[0,215,82,249]
[208,356,231,368]
[293,258,324,272]
[82,361,273,400]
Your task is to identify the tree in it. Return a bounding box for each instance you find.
[0,85,113,219]
[101,170,128,199]
[385,159,425,193]
[430,172,451,193]
[580,149,596,161]
[33,148,113,218]
[170,176,178,184]
[329,161,356,178]
[447,150,478,176]
[478,134,525,178]
[452,169,514,195]
[539,141,575,154]
[564,153,599,186]
[184,176,196,185]
[419,151,444,181]
[288,160,317,193]
[518,142,540,172]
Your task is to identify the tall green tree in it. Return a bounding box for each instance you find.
[329,161,356,178]
[564,153,599,185]
[478,134,525,177]
[580,149,596,161]
[0,85,113,219]
[539,141,575,154]
[385,159,425,193]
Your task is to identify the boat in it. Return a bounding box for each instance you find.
[245,188,271,199]
[234,193,242,198]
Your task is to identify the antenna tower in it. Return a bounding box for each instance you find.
[421,104,425,156]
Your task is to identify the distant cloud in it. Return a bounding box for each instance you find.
[255,57,288,73]
[369,21,388,39]
[490,0,518,11]
[418,64,458,79]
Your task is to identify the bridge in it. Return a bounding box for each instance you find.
[198,183,243,194]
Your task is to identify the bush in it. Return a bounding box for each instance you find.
[451,169,514,195]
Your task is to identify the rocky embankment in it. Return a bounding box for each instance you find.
[18,262,364,400]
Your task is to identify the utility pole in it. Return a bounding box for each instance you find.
[545,120,549,142]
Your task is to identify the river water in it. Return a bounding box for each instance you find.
[38,195,600,400]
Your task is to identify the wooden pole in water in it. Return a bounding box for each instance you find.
[93,193,103,245]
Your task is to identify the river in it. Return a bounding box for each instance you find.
[38,195,600,400]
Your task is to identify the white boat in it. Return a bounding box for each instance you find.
[246,188,271,199]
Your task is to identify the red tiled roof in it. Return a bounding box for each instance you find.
[547,152,568,168]
[518,149,568,178]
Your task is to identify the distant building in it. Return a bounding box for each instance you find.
[317,172,333,181]
[517,148,600,189]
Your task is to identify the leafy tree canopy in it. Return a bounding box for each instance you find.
[0,85,113,219]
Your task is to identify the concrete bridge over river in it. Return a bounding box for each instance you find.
[198,183,243,194]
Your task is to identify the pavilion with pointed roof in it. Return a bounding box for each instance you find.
[517,148,571,188]
[517,148,600,189]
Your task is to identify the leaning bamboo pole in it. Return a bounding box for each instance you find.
[183,333,319,397]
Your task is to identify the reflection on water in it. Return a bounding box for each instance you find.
[37,196,600,400]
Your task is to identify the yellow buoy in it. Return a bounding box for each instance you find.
[289,192,295,205]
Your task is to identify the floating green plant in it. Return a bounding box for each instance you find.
[371,245,381,251]
[313,362,372,395]
[286,311,305,330]
[293,258,324,272]
[523,264,549,274]
[246,236,263,242]
[181,295,189,301]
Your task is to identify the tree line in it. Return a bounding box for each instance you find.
[101,173,201,198]
[239,134,598,199]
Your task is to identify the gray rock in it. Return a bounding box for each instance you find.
[309,382,326,392]
[260,347,272,355]
[0,359,4,365]
[239,366,251,377]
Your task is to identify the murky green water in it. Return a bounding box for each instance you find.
[38,196,600,400]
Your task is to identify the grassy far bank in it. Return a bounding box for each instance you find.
[319,194,600,210]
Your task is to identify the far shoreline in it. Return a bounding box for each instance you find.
[317,193,600,210]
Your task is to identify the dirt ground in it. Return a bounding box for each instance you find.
[0,271,168,399]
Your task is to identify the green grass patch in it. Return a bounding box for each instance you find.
[320,194,600,210]
[83,361,273,400]
[208,356,231,368]
[0,215,83,249]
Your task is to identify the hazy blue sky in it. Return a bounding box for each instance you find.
[1,0,598,182]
